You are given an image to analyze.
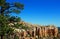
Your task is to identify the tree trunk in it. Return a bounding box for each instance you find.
[1,35,4,39]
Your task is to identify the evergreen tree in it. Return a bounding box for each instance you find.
[0,0,24,39]
[0,0,24,16]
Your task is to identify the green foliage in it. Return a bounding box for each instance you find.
[0,0,24,15]
[0,15,14,35]
[12,9,21,13]
[14,35,19,39]
[14,2,24,10]
[14,23,21,28]
[53,37,58,39]
[21,26,29,30]
[0,0,24,39]
[8,16,21,23]
[0,0,6,6]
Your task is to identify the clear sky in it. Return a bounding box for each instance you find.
[7,0,60,27]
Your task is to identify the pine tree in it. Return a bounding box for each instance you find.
[0,0,24,39]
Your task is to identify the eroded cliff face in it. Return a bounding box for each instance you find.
[13,21,58,39]
[9,21,58,39]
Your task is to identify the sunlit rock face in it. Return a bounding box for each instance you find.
[13,26,58,39]
[30,26,58,38]
[13,21,58,39]
[7,21,59,39]
[39,26,58,37]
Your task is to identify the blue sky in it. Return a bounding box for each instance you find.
[7,0,60,27]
